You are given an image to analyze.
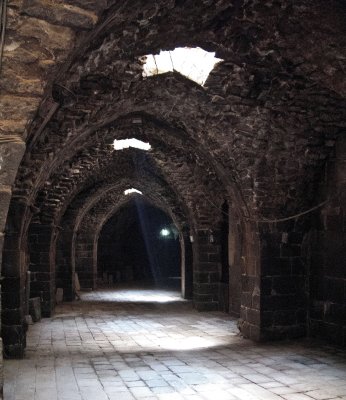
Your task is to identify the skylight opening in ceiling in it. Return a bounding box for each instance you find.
[124,188,143,195]
[113,138,151,151]
[142,47,223,86]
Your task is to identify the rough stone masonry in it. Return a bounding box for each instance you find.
[0,1,345,398]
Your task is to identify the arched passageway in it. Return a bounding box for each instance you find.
[97,199,183,289]
[0,0,345,398]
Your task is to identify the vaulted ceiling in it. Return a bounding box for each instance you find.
[2,0,346,234]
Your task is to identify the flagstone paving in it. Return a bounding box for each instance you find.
[4,286,346,400]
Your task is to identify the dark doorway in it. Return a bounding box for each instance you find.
[97,198,181,289]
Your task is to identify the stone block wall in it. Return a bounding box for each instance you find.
[28,224,55,317]
[75,232,96,290]
[237,223,261,341]
[181,230,193,300]
[260,224,307,340]
[308,135,346,345]
[1,202,27,358]
[228,216,242,317]
[0,3,344,388]
[56,229,74,301]
[1,272,26,358]
[0,0,101,366]
[193,229,221,312]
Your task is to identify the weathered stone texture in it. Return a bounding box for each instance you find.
[22,0,98,29]
[0,96,39,122]
[0,0,345,371]
[308,134,346,346]
[0,141,25,186]
[0,187,12,235]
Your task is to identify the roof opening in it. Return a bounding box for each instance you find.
[113,138,151,151]
[124,188,143,195]
[141,47,223,86]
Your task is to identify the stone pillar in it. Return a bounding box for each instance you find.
[228,216,242,317]
[0,138,26,361]
[193,229,221,311]
[308,135,346,345]
[260,223,307,340]
[238,222,261,341]
[28,224,56,317]
[1,201,27,358]
[56,228,74,301]
[180,229,193,300]
[74,231,96,289]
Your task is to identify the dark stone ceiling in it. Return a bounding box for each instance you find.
[4,0,346,232]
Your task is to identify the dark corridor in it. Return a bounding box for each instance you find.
[98,199,181,288]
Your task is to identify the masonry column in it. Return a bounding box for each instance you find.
[260,222,307,340]
[308,134,346,345]
[1,200,27,358]
[56,227,74,301]
[75,231,96,290]
[181,228,193,300]
[0,135,26,362]
[193,229,221,311]
[238,222,262,341]
[28,223,56,317]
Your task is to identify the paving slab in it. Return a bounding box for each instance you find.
[3,285,346,400]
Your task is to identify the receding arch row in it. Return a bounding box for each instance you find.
[74,193,188,294]
[19,62,345,226]
[28,174,192,315]
[2,103,264,361]
[2,115,230,357]
[26,112,232,235]
[5,162,233,357]
[71,180,191,297]
[18,84,238,211]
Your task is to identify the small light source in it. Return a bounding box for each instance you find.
[113,138,151,151]
[160,228,170,237]
[124,188,143,195]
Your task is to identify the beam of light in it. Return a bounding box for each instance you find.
[113,138,151,151]
[134,198,161,284]
[124,188,143,195]
[142,47,223,86]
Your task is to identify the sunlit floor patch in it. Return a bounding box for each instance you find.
[158,336,234,351]
[80,286,187,303]
[4,286,346,400]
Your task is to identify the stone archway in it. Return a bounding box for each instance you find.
[0,1,344,386]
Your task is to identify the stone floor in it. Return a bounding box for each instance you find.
[4,286,346,400]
